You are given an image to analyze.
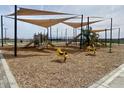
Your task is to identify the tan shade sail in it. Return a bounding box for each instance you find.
[91,29,106,32]
[16,17,76,28]
[91,28,119,32]
[75,16,104,19]
[8,8,73,16]
[62,20,103,28]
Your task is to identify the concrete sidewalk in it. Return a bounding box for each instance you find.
[0,50,18,88]
[0,59,10,88]
[89,64,124,88]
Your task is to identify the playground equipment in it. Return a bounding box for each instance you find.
[86,44,96,56]
[24,40,34,48]
[56,48,68,62]
[66,33,81,46]
[66,26,106,55]
[24,33,55,48]
[66,28,99,46]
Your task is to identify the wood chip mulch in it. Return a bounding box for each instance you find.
[1,45,124,88]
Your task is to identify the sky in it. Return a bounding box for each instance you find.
[0,5,124,39]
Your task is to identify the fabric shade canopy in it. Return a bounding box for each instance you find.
[75,16,104,19]
[16,17,76,28]
[8,7,73,16]
[62,20,103,28]
[91,28,119,33]
[91,29,106,32]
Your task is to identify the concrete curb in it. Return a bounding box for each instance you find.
[89,64,124,88]
[0,50,19,88]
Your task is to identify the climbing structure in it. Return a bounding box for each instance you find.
[66,28,99,47]
[24,33,55,48]
[66,26,106,55]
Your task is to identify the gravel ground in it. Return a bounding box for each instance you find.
[0,44,124,88]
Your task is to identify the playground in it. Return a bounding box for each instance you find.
[0,6,124,88]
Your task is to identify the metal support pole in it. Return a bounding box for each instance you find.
[80,14,83,49]
[1,15,3,47]
[4,28,7,44]
[14,5,17,57]
[87,16,90,46]
[47,27,49,40]
[109,18,112,53]
[105,29,107,46]
[43,30,45,41]
[118,28,120,45]
[39,32,42,46]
